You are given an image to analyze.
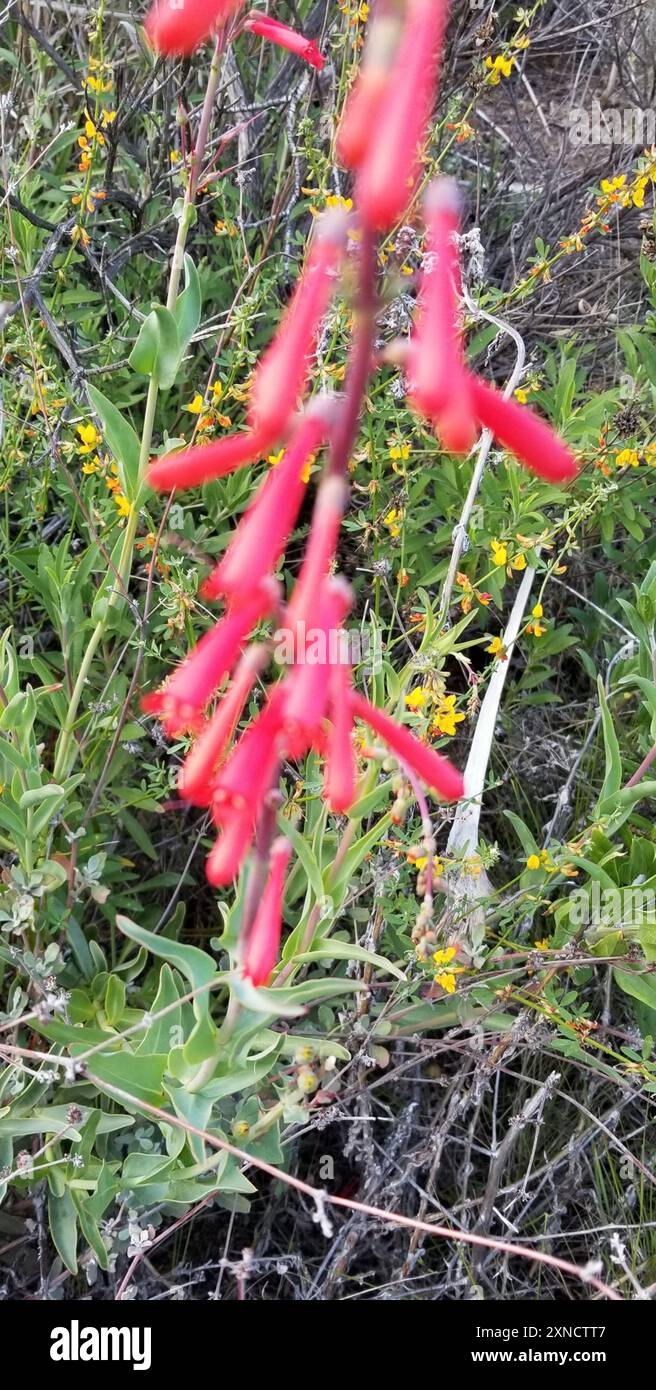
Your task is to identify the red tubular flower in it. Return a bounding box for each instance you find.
[242,835,293,985]
[408,179,476,455]
[145,0,243,56]
[286,475,348,632]
[206,810,255,887]
[469,378,579,484]
[142,579,277,737]
[356,0,450,231]
[336,1,405,169]
[283,577,352,756]
[147,425,272,493]
[324,661,356,814]
[248,210,347,440]
[350,690,464,802]
[201,411,327,603]
[212,687,285,823]
[178,644,267,805]
[244,14,325,70]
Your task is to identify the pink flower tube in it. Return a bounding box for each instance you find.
[283,576,352,756]
[409,179,476,454]
[206,810,255,887]
[212,687,285,822]
[286,475,348,632]
[142,579,277,736]
[248,210,347,440]
[244,14,325,70]
[147,425,272,493]
[324,662,356,813]
[337,2,405,170]
[242,836,293,985]
[350,690,464,802]
[356,0,450,231]
[178,644,267,805]
[201,411,327,602]
[145,0,243,56]
[469,378,579,484]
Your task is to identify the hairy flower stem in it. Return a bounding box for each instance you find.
[52,40,225,784]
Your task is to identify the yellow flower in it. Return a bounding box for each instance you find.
[389,443,411,462]
[81,458,99,475]
[514,388,529,404]
[532,602,543,619]
[268,449,285,467]
[616,448,639,468]
[325,194,353,212]
[527,620,546,637]
[486,635,504,657]
[405,687,430,710]
[211,380,223,400]
[383,507,404,538]
[432,694,465,737]
[526,854,541,871]
[114,493,131,518]
[535,938,550,951]
[511,552,527,571]
[77,422,101,454]
[185,393,204,414]
[433,946,457,967]
[485,54,515,84]
[490,538,507,567]
[414,855,445,874]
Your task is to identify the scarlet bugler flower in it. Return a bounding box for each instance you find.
[469,378,579,484]
[336,2,405,170]
[145,0,243,56]
[408,179,476,454]
[206,808,256,887]
[244,14,325,70]
[355,0,450,231]
[242,835,293,985]
[201,409,328,602]
[248,210,347,440]
[283,576,352,756]
[286,475,348,631]
[142,579,277,736]
[350,690,464,802]
[212,686,285,824]
[178,644,267,805]
[147,424,273,492]
[324,661,356,813]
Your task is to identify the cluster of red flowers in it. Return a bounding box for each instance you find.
[142,0,578,986]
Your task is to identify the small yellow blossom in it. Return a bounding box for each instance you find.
[185,393,204,414]
[490,538,507,567]
[511,552,527,571]
[535,938,550,951]
[405,687,430,710]
[268,449,285,467]
[486,635,505,657]
[485,54,515,84]
[389,443,411,462]
[432,694,465,737]
[526,854,541,871]
[77,422,101,454]
[616,448,639,468]
[532,602,543,619]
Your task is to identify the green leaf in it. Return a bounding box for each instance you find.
[129,305,180,390]
[48,1187,78,1274]
[295,936,405,981]
[614,965,656,1012]
[117,915,222,1069]
[87,384,141,501]
[82,1050,168,1107]
[596,679,622,809]
[174,254,202,358]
